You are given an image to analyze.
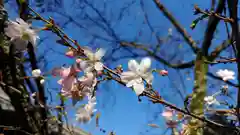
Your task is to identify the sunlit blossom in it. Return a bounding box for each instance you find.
[32,69,41,77]
[40,79,45,84]
[159,70,168,76]
[75,96,97,123]
[204,96,220,106]
[216,69,235,81]
[121,57,153,95]
[82,47,106,72]
[162,110,173,121]
[4,18,39,50]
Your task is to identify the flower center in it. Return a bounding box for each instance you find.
[22,32,30,40]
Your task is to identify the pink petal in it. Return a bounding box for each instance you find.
[61,67,71,78]
[76,58,81,63]
[65,50,74,57]
[162,111,173,117]
[159,70,168,76]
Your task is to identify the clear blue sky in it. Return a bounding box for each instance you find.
[4,0,238,135]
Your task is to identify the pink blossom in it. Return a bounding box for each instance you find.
[78,72,97,88]
[58,76,76,92]
[65,50,75,58]
[52,66,81,77]
[162,110,173,118]
[76,58,81,63]
[159,70,168,76]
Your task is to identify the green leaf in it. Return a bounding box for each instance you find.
[18,0,26,4]
[190,22,197,29]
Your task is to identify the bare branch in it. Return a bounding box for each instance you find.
[152,0,200,53]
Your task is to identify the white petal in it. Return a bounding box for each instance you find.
[32,69,41,77]
[79,61,89,71]
[139,57,151,73]
[94,62,103,71]
[94,48,105,60]
[126,80,137,87]
[4,23,22,38]
[40,79,45,84]
[128,59,139,72]
[120,71,136,82]
[28,30,39,46]
[133,83,145,96]
[83,47,94,60]
[142,72,153,84]
[16,18,30,28]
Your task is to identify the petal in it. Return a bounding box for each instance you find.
[142,72,153,84]
[78,72,95,86]
[65,50,74,57]
[61,67,71,78]
[128,59,139,72]
[79,61,89,71]
[126,80,137,87]
[133,83,145,96]
[120,71,136,82]
[94,62,103,71]
[16,18,30,28]
[28,32,38,46]
[61,76,76,91]
[83,47,94,60]
[139,57,151,72]
[94,48,105,60]
[4,23,22,38]
[57,79,63,85]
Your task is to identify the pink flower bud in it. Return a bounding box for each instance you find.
[65,50,74,57]
[97,71,103,76]
[159,70,168,76]
[76,59,81,63]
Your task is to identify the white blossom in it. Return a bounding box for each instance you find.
[81,47,105,72]
[32,69,41,77]
[4,18,39,50]
[204,96,220,106]
[40,79,45,84]
[121,57,153,95]
[75,96,97,123]
[216,69,235,81]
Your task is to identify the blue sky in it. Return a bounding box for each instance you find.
[4,0,239,135]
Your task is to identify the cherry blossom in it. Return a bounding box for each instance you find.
[204,96,220,106]
[52,66,80,97]
[162,109,178,128]
[32,69,41,77]
[4,18,39,49]
[159,70,168,76]
[75,96,97,123]
[162,110,173,121]
[120,57,153,95]
[40,79,45,84]
[82,47,106,72]
[77,72,97,94]
[65,50,75,57]
[216,69,235,81]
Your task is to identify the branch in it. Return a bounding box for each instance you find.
[152,0,199,53]
[103,67,240,132]
[209,39,231,60]
[194,5,233,23]
[201,0,226,56]
[227,0,240,121]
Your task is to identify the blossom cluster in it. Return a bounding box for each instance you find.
[3,15,238,134]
